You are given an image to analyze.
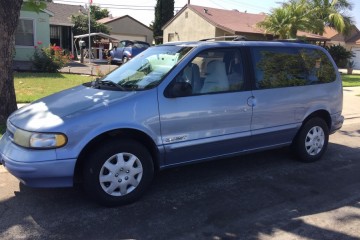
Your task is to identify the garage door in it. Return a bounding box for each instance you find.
[353,47,360,70]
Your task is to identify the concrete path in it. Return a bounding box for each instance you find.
[342,87,360,125]
[339,68,360,74]
[59,61,119,76]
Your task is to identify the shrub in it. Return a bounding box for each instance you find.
[32,42,72,72]
[325,44,354,68]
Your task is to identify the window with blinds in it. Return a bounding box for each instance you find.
[15,19,34,46]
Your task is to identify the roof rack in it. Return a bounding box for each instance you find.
[274,39,308,44]
[199,35,248,41]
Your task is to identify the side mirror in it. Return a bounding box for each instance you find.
[165,82,192,98]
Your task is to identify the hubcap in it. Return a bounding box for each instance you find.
[305,126,325,156]
[99,152,143,196]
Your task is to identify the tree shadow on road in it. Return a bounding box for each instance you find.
[1,142,360,240]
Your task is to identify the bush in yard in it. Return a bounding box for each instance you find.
[32,42,72,72]
[325,44,354,68]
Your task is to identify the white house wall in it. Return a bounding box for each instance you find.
[163,9,216,43]
[352,47,360,69]
[105,16,153,44]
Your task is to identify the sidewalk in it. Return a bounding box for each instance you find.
[59,61,119,76]
[342,86,360,125]
[339,68,360,74]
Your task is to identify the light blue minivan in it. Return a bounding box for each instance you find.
[0,40,344,206]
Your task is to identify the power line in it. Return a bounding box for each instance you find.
[54,0,183,10]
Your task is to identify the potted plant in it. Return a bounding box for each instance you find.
[347,60,355,74]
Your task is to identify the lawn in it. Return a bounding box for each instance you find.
[15,72,93,103]
[1,72,93,137]
[341,74,360,87]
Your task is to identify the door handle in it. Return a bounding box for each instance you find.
[247,96,256,107]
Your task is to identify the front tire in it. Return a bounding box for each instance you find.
[83,139,154,207]
[122,56,128,64]
[293,118,329,163]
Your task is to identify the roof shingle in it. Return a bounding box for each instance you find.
[46,2,85,26]
[189,5,267,35]
[166,4,329,41]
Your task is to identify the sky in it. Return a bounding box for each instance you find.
[54,0,360,29]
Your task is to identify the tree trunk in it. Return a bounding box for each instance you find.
[0,0,22,124]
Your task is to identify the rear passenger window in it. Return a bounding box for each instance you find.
[251,47,336,89]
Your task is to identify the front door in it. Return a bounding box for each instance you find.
[158,48,253,166]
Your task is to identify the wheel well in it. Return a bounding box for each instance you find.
[73,129,160,185]
[291,110,331,147]
[303,110,331,129]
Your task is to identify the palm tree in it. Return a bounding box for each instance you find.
[307,0,353,35]
[257,0,322,39]
[257,7,291,39]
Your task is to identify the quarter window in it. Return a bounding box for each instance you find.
[251,47,336,89]
[15,19,34,46]
[299,48,336,84]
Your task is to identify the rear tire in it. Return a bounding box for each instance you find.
[293,118,329,163]
[82,139,154,207]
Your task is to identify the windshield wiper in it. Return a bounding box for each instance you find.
[91,79,126,91]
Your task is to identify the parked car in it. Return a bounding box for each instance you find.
[108,40,150,64]
[0,40,344,206]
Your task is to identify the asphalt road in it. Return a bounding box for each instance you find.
[1,121,360,240]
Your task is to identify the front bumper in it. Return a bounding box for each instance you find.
[0,131,76,188]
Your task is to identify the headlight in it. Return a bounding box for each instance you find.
[13,128,67,149]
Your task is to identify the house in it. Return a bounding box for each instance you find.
[46,2,86,54]
[323,26,360,69]
[97,15,153,45]
[162,4,329,43]
[14,3,83,69]
[14,6,53,67]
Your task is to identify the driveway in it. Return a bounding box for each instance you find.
[3,87,360,240]
[1,121,360,240]
[343,87,360,124]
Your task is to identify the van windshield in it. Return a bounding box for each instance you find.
[101,46,193,91]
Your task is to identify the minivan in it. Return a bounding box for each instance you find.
[0,40,344,206]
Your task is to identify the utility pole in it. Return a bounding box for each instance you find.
[88,0,92,63]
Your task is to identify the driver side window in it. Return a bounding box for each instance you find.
[167,48,245,97]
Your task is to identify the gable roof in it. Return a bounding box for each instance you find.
[347,32,360,44]
[323,26,360,44]
[189,5,267,35]
[46,2,86,27]
[97,15,152,31]
[323,27,340,39]
[97,16,123,24]
[164,4,329,41]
